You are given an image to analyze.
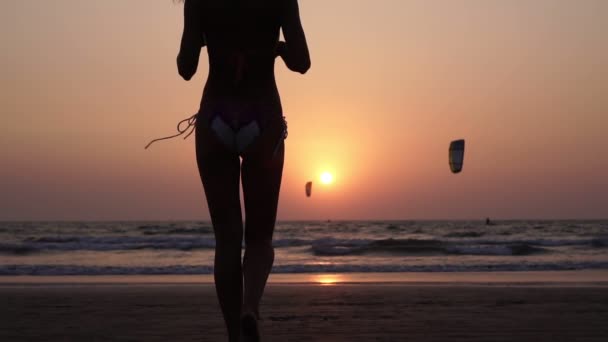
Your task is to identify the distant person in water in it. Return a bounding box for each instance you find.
[177,1,310,341]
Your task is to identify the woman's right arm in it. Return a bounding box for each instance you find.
[177,0,205,81]
[278,0,310,74]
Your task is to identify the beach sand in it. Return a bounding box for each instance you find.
[2,276,608,341]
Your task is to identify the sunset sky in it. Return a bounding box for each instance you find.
[1,0,607,220]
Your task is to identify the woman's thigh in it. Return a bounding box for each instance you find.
[241,116,285,243]
[196,117,243,242]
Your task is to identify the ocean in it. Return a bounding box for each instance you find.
[1,221,608,276]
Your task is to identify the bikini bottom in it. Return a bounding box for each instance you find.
[144,112,287,159]
[202,113,287,157]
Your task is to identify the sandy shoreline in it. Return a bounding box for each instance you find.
[2,276,608,341]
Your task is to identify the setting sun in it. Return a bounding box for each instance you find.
[320,172,334,185]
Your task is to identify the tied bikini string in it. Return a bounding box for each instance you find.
[272,116,288,157]
[144,114,198,149]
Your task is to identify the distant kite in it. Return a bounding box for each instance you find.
[305,181,312,197]
[449,139,465,174]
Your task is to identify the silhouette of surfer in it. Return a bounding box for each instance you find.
[176,1,309,341]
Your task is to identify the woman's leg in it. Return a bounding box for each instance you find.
[196,120,243,342]
[241,118,285,318]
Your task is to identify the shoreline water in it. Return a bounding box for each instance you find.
[3,220,608,279]
[2,270,608,286]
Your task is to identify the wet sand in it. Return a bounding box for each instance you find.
[2,281,608,341]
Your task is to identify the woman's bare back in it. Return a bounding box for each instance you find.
[178,0,310,125]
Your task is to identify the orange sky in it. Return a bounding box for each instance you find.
[1,0,607,220]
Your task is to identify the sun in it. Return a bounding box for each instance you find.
[320,172,334,185]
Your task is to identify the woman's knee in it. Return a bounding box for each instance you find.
[214,225,242,253]
[215,228,242,249]
[244,235,274,252]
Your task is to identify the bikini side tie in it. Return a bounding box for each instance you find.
[145,114,288,157]
[272,116,288,157]
[145,114,198,149]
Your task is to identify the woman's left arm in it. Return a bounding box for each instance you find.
[177,0,205,81]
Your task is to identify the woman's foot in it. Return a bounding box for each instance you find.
[240,312,260,342]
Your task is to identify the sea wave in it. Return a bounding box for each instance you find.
[445,244,546,256]
[443,231,485,238]
[311,238,549,256]
[1,234,604,256]
[591,237,608,248]
[0,236,217,253]
[137,224,213,235]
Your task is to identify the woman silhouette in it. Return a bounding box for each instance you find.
[177,1,310,341]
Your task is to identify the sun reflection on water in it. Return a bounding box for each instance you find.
[311,274,344,286]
